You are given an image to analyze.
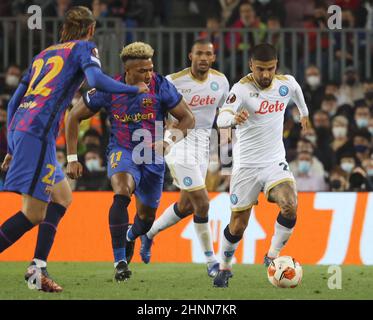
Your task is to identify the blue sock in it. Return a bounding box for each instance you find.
[0,211,34,253]
[33,202,66,262]
[127,214,154,241]
[109,194,131,263]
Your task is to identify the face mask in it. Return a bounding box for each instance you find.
[368,169,373,177]
[208,162,220,173]
[368,127,373,135]
[356,118,369,128]
[332,126,347,138]
[346,76,356,86]
[298,160,311,174]
[365,91,373,101]
[341,162,354,173]
[305,135,317,144]
[330,179,342,189]
[306,75,320,87]
[86,159,101,172]
[5,75,19,87]
[355,144,368,153]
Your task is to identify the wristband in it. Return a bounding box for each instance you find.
[67,154,78,163]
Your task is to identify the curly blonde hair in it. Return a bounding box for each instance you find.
[120,42,154,64]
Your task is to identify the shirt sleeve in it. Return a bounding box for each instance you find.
[217,77,231,108]
[159,76,183,111]
[83,88,111,113]
[217,83,243,128]
[290,76,309,118]
[76,41,102,71]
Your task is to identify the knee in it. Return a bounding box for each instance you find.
[229,218,248,237]
[24,210,46,225]
[177,202,194,217]
[194,200,209,217]
[114,185,133,199]
[278,197,297,219]
[55,193,72,209]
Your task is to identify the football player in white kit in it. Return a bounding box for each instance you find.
[140,39,230,277]
[214,43,309,287]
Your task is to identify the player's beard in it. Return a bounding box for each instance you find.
[258,77,272,88]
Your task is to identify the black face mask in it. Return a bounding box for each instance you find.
[346,76,356,86]
[365,91,373,101]
[330,179,341,189]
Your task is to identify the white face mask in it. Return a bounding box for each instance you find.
[208,161,220,173]
[332,126,347,138]
[356,118,369,128]
[5,74,19,87]
[86,159,102,172]
[341,162,354,173]
[306,75,320,87]
[305,135,316,145]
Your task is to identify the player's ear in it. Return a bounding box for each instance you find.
[249,60,253,72]
[188,52,192,62]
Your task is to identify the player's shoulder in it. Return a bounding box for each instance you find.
[238,73,255,85]
[274,74,298,86]
[167,68,190,81]
[209,68,226,78]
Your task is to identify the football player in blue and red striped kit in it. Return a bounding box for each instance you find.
[65,42,195,282]
[0,6,148,292]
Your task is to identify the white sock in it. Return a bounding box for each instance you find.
[33,258,47,268]
[194,221,217,264]
[268,221,294,258]
[220,230,240,270]
[146,203,181,239]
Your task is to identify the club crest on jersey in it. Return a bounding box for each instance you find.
[230,194,238,205]
[142,98,153,108]
[279,85,289,96]
[210,81,219,91]
[226,93,236,104]
[183,177,193,187]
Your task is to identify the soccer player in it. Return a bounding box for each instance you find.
[214,43,309,287]
[65,42,195,282]
[140,39,230,278]
[0,6,147,292]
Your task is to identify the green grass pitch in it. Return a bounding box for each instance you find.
[0,262,372,300]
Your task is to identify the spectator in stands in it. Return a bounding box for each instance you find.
[290,138,326,177]
[353,129,372,163]
[75,147,110,191]
[349,166,369,191]
[338,67,365,106]
[329,167,349,191]
[225,2,266,52]
[361,79,373,110]
[354,104,371,130]
[253,0,286,25]
[44,0,72,17]
[292,150,328,191]
[82,128,101,149]
[339,153,358,176]
[92,0,109,19]
[331,115,354,162]
[321,94,338,118]
[199,16,224,54]
[362,157,373,190]
[302,65,325,114]
[218,0,241,26]
[265,15,282,51]
[0,64,22,103]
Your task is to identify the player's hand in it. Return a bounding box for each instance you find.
[1,153,12,172]
[66,161,84,179]
[137,82,149,94]
[234,109,249,125]
[300,116,309,132]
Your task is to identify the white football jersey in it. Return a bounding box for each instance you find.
[220,73,309,169]
[166,68,230,164]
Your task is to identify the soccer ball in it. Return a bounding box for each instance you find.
[267,256,303,288]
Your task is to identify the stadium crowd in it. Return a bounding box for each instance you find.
[0,0,373,192]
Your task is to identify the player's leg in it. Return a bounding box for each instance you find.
[110,171,136,281]
[265,181,297,263]
[0,194,46,254]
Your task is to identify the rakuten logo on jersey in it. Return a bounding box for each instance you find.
[189,95,216,107]
[255,100,285,114]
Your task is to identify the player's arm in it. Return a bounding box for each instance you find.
[217,87,248,128]
[291,76,310,132]
[84,66,149,94]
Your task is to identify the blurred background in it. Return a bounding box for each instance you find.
[0,0,373,193]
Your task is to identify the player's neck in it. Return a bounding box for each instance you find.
[252,74,272,90]
[190,68,209,82]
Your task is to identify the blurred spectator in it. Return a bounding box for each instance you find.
[338,67,365,106]
[199,16,224,54]
[253,0,286,25]
[329,167,349,191]
[354,104,371,130]
[44,0,72,17]
[321,94,338,118]
[291,150,328,191]
[92,0,109,19]
[349,166,369,191]
[56,148,76,190]
[75,147,109,191]
[353,129,372,162]
[362,157,373,190]
[0,64,22,103]
[302,65,325,114]
[360,79,373,110]
[339,153,357,176]
[330,115,354,162]
[218,0,241,26]
[284,0,315,28]
[266,15,282,51]
[225,2,266,51]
